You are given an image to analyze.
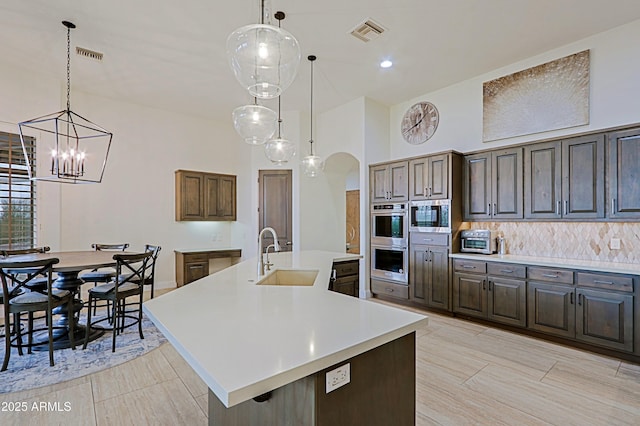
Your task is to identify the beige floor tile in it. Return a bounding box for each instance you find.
[159,342,208,398]
[0,381,96,426]
[90,346,177,403]
[0,376,91,401]
[94,377,207,426]
[195,393,208,416]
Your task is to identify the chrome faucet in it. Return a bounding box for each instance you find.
[258,227,280,276]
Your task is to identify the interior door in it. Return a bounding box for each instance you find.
[259,169,293,252]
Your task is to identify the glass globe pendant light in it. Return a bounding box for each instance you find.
[232,98,277,145]
[301,55,324,177]
[226,3,300,100]
[264,95,296,165]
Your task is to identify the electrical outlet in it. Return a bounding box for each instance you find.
[610,238,621,250]
[326,363,350,393]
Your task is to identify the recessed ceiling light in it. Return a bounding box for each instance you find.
[380,60,393,69]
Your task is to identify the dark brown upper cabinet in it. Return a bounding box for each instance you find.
[607,127,640,219]
[175,170,236,221]
[524,134,604,219]
[409,154,449,201]
[463,147,523,220]
[370,161,408,203]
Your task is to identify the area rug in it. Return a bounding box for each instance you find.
[0,313,167,394]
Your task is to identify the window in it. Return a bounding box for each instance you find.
[0,131,36,250]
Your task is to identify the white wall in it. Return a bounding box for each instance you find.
[389,19,640,158]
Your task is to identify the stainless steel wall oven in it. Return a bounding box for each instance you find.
[371,245,408,284]
[371,203,407,246]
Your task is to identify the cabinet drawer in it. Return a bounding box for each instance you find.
[487,262,526,279]
[410,233,449,246]
[528,267,573,284]
[333,260,359,277]
[576,272,633,292]
[371,279,409,299]
[183,253,209,263]
[453,259,487,274]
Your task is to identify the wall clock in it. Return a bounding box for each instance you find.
[401,101,439,145]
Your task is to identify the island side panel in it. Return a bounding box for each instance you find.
[208,332,416,426]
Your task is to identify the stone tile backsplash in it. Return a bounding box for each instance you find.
[466,222,640,264]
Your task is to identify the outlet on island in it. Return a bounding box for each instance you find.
[325,363,350,393]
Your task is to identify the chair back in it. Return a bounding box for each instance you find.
[92,243,129,252]
[142,245,162,286]
[113,252,153,293]
[0,258,59,304]
[1,246,51,257]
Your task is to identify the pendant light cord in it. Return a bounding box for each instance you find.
[66,24,71,111]
[308,55,316,156]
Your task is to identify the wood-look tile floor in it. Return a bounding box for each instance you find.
[2,294,639,425]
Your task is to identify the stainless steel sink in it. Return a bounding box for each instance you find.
[256,269,319,286]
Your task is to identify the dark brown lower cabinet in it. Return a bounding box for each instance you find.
[527,281,576,338]
[330,259,359,297]
[209,332,416,426]
[410,244,449,310]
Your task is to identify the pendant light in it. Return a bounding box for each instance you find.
[226,2,300,99]
[232,98,277,145]
[18,21,112,184]
[301,55,324,178]
[264,95,296,165]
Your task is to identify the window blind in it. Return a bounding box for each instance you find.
[0,131,36,250]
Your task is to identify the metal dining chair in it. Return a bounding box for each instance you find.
[0,257,75,371]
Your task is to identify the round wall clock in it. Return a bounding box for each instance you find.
[401,101,439,145]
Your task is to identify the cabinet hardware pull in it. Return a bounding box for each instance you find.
[593,280,614,285]
[488,203,491,215]
[556,201,561,216]
[424,187,428,197]
[386,287,394,293]
[493,203,497,216]
[611,198,616,214]
[488,281,492,291]
[570,293,574,304]
[542,273,559,278]
[189,265,203,269]
[462,265,476,269]
[429,187,432,197]
[423,238,433,242]
[564,200,568,216]
[578,293,583,306]
[499,269,514,273]
[482,280,486,290]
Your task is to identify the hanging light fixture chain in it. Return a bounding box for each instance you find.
[66,24,71,110]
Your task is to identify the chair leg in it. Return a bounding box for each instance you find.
[83,295,94,350]
[111,298,117,352]
[14,313,23,356]
[67,299,76,350]
[47,308,54,367]
[27,312,34,354]
[138,293,144,340]
[2,320,10,371]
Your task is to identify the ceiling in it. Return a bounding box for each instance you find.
[2,0,640,122]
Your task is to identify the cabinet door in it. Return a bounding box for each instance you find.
[370,165,389,202]
[428,154,449,200]
[333,276,358,297]
[562,134,605,219]
[488,276,526,327]
[388,161,409,201]
[527,282,575,338]
[452,272,486,318]
[408,158,428,200]
[217,175,237,220]
[463,153,492,220]
[608,128,640,218]
[184,260,209,284]
[427,246,449,310]
[492,148,523,219]
[409,246,428,305]
[576,288,633,353]
[176,171,204,220]
[203,174,220,220]
[524,141,562,219]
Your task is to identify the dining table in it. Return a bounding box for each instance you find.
[4,250,135,350]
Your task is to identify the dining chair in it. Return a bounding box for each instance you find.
[141,244,161,299]
[1,246,52,293]
[0,257,75,371]
[80,243,129,318]
[83,252,153,352]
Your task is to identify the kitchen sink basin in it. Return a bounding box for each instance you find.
[256,269,319,286]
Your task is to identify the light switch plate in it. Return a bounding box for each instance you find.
[610,238,621,250]
[326,363,350,393]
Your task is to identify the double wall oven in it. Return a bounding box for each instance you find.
[371,203,408,284]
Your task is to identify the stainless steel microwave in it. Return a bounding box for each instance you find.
[409,199,451,233]
[460,229,496,254]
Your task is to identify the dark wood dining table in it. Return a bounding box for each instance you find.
[4,250,134,349]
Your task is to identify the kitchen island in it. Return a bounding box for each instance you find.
[143,250,427,425]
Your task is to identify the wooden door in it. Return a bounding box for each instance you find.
[452,273,486,318]
[562,134,605,219]
[409,246,428,305]
[345,190,360,254]
[527,282,575,338]
[492,147,523,219]
[176,170,204,220]
[259,169,293,252]
[488,276,526,327]
[524,141,562,219]
[463,153,491,220]
[370,165,389,202]
[388,161,409,201]
[576,288,633,352]
[427,154,449,200]
[217,175,236,220]
[203,174,220,220]
[408,157,428,200]
[427,246,449,310]
[608,128,640,218]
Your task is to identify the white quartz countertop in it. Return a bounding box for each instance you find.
[143,250,427,408]
[450,253,640,275]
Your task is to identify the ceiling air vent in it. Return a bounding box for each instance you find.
[349,19,386,43]
[76,46,103,61]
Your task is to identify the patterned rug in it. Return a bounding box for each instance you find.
[0,313,167,394]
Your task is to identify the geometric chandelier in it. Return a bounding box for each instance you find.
[18,21,112,184]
